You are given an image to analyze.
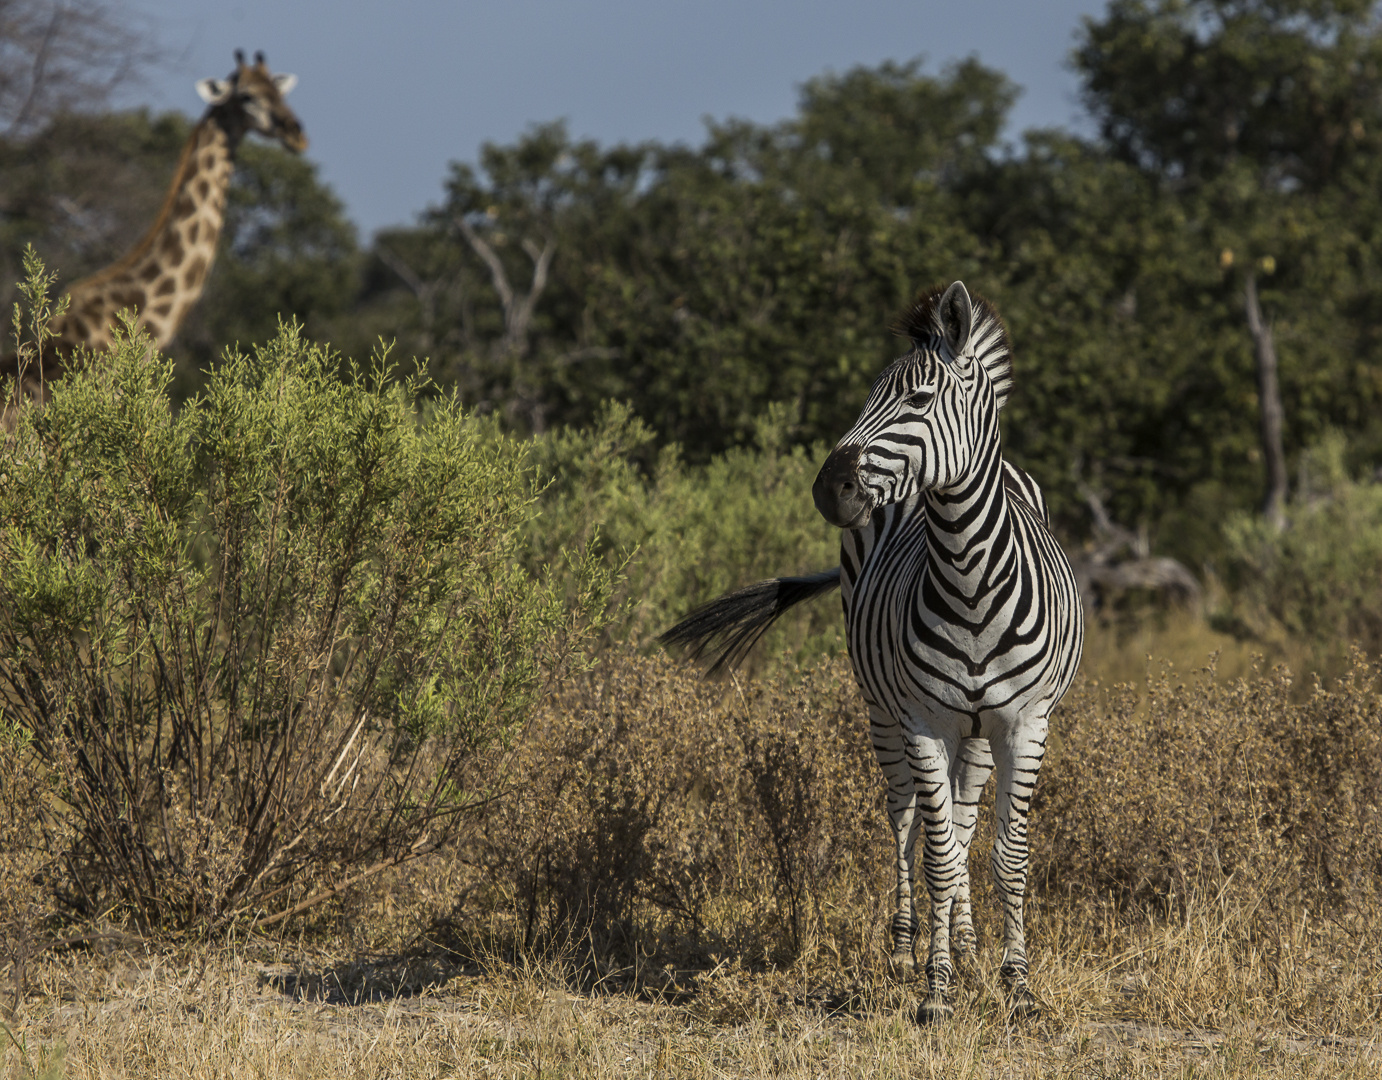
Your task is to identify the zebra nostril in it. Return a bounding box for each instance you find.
[840,481,856,497]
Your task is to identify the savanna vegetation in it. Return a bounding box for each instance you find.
[3,0,1382,1076]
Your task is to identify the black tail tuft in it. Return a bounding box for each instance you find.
[658,568,841,676]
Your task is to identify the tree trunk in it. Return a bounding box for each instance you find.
[1245,271,1288,531]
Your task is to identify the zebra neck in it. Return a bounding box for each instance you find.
[922,437,1012,590]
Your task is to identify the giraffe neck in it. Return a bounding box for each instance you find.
[54,114,237,356]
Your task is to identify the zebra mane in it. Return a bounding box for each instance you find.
[896,285,1014,412]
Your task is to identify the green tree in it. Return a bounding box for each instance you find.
[1058,0,1382,546]
[1077,0,1382,192]
[357,59,1007,456]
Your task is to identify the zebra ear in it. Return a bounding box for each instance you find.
[938,281,973,361]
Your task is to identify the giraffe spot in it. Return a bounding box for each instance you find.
[114,289,147,311]
[187,221,200,244]
[152,302,173,317]
[140,262,161,282]
[72,317,90,338]
[197,179,210,200]
[184,256,208,290]
[161,232,185,265]
[155,277,176,297]
[202,151,218,170]
[174,193,196,218]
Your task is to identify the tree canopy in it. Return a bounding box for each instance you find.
[7,1,1382,573]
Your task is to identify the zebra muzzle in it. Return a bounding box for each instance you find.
[813,445,872,529]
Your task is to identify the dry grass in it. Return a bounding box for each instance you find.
[3,631,1382,1078]
[3,940,1379,1079]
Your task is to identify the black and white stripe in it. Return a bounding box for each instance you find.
[662,282,1083,1024]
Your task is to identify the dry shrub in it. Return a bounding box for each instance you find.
[467,651,884,969]
[458,645,1382,1031]
[1035,651,1382,918]
[0,720,70,1017]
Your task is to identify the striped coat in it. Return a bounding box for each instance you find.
[663,281,1083,1024]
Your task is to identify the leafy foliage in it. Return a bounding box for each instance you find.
[525,402,842,664]
[1221,432,1382,655]
[359,60,999,455]
[9,7,1382,590]
[0,314,614,932]
[1076,0,1382,191]
[347,20,1382,576]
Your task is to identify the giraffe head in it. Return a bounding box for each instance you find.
[196,50,307,153]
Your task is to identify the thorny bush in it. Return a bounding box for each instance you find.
[1037,651,1382,915]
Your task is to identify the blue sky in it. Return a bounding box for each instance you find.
[124,1,1106,239]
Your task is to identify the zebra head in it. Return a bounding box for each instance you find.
[813,281,1012,529]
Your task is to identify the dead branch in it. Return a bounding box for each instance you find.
[453,216,555,358]
[1070,467,1201,613]
[0,0,160,137]
[1245,271,1288,532]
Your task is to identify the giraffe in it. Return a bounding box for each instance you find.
[2,50,306,422]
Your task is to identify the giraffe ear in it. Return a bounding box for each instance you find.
[938,281,973,361]
[196,78,233,104]
[274,73,298,96]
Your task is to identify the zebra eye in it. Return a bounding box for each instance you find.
[904,388,934,410]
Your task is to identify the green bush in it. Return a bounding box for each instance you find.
[1221,432,1382,659]
[0,320,614,934]
[526,401,844,667]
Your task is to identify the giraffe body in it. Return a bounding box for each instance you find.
[55,120,236,355]
[3,51,305,422]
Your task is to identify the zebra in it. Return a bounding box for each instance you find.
[661,281,1084,1024]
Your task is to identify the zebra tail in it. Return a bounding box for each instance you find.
[658,568,842,676]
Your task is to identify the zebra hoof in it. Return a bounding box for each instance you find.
[888,951,917,980]
[915,993,954,1026]
[1006,985,1040,1021]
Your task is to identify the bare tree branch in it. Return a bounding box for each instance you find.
[453,216,555,359]
[1070,461,1200,613]
[0,0,160,137]
[374,242,440,348]
[8,2,60,134]
[455,216,515,318]
[1245,271,1288,532]
[510,235,555,352]
[374,243,425,298]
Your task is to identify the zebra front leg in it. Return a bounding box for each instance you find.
[908,729,964,1026]
[949,736,994,972]
[991,717,1049,1020]
[871,706,922,978]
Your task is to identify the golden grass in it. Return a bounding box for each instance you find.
[4,933,1379,1079]
[4,625,1381,1079]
